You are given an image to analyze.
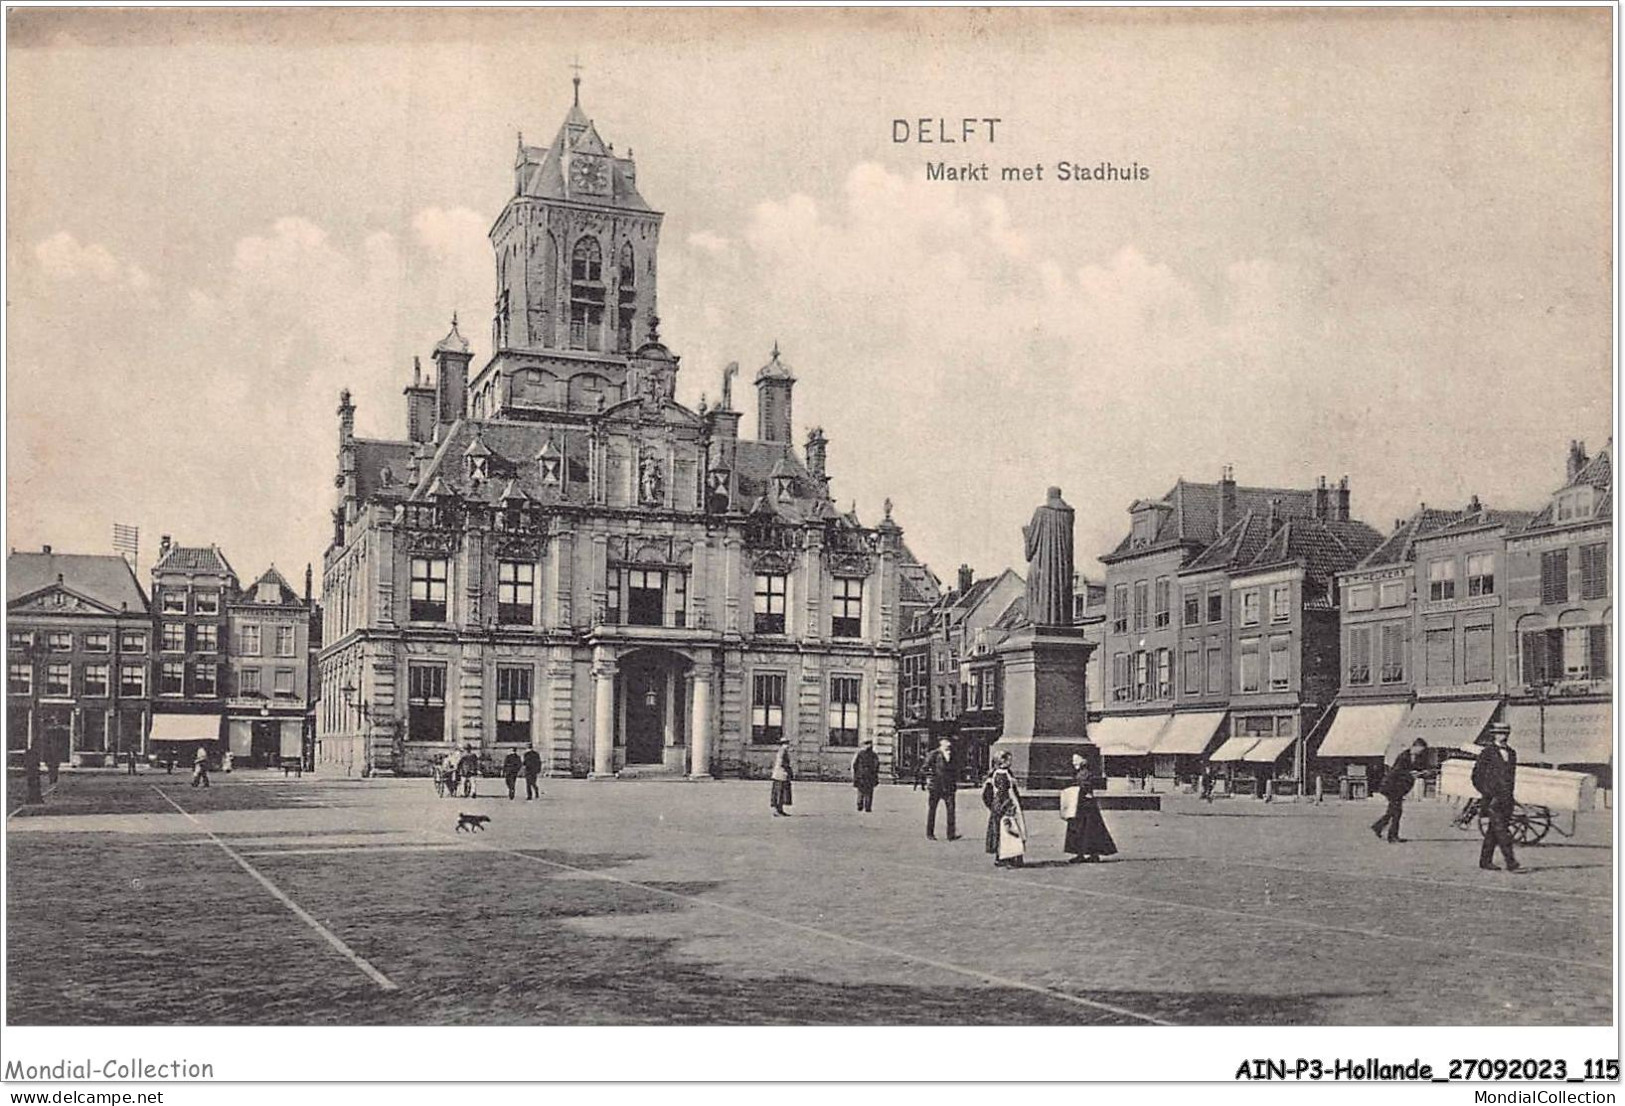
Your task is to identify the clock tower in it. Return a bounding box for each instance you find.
[488,76,662,361]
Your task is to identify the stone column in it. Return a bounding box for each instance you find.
[591,646,617,777]
[690,661,715,780]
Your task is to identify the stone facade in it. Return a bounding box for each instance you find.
[317,91,904,781]
[7,547,153,766]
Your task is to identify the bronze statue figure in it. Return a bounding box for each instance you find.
[1022,486,1075,628]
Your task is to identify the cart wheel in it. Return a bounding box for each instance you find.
[1517,805,1554,845]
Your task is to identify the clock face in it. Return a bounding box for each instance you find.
[571,157,608,194]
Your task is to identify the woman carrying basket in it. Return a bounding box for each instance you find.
[983,752,1027,868]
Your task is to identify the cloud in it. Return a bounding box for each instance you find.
[661,162,1336,578]
[686,230,732,255]
[412,206,486,260]
[34,230,153,295]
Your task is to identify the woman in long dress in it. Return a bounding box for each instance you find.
[1063,752,1118,863]
[984,752,1027,868]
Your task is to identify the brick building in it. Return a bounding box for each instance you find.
[226,566,313,767]
[148,538,238,760]
[7,547,152,766]
[317,86,907,781]
[1504,439,1612,778]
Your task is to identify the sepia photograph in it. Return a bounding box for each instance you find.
[2,3,1618,1092]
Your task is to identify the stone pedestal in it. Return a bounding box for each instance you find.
[992,626,1098,790]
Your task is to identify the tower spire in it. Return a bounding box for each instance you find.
[571,54,583,105]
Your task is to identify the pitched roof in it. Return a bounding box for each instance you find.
[1356,506,1467,569]
[515,96,653,212]
[153,543,236,580]
[1243,516,1384,578]
[1522,439,1613,532]
[354,438,415,501]
[1103,479,1318,562]
[1416,506,1540,542]
[7,551,150,612]
[1182,510,1280,573]
[235,566,302,606]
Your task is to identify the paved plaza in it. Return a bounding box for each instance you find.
[4,770,1613,1026]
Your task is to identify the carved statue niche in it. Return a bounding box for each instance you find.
[639,453,665,506]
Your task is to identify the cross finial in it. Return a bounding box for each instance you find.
[451,311,459,329]
[571,55,583,104]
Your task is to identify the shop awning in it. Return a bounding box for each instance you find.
[1150,711,1227,756]
[1090,714,1167,756]
[1316,702,1410,759]
[1393,699,1498,751]
[1208,737,1259,763]
[1241,736,1296,764]
[150,713,222,742]
[1507,703,1613,766]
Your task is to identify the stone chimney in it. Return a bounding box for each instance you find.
[805,427,828,485]
[1335,475,1351,522]
[158,534,173,562]
[754,343,795,444]
[1267,497,1282,532]
[1568,439,1589,482]
[405,357,438,445]
[958,564,974,596]
[1217,465,1238,534]
[1467,493,1483,515]
[1313,475,1330,520]
[304,563,313,604]
[432,316,472,439]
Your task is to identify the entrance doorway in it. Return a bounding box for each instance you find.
[618,648,689,767]
[251,720,280,766]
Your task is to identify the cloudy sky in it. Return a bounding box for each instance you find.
[6,8,1612,592]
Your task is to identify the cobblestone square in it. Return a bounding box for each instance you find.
[5,770,1611,1026]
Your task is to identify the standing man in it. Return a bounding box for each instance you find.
[458,745,481,799]
[1473,723,1521,872]
[852,738,880,813]
[522,745,543,800]
[1199,762,1216,803]
[925,737,960,840]
[126,745,138,776]
[1372,738,1427,843]
[770,739,794,817]
[502,748,523,801]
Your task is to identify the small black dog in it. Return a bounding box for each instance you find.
[455,813,491,833]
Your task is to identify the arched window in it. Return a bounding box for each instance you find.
[569,237,605,351]
[617,243,636,352]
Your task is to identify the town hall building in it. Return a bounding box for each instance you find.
[317,83,906,781]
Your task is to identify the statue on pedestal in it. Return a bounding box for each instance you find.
[1022,486,1075,628]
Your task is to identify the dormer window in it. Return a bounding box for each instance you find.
[1555,488,1595,523]
[468,455,489,481]
[1131,509,1157,547]
[539,449,562,487]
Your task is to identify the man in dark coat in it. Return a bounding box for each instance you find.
[457,746,481,798]
[501,749,523,800]
[1372,738,1427,842]
[1473,723,1521,872]
[924,738,959,840]
[522,746,543,800]
[852,739,880,813]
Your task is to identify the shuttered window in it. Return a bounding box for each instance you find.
[1580,543,1609,601]
[1541,549,1569,605]
[1347,626,1373,685]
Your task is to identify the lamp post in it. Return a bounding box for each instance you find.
[23,637,46,804]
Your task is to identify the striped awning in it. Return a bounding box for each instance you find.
[1150,711,1227,756]
[1316,702,1410,759]
[1241,736,1296,764]
[1208,737,1259,763]
[1091,714,1167,756]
